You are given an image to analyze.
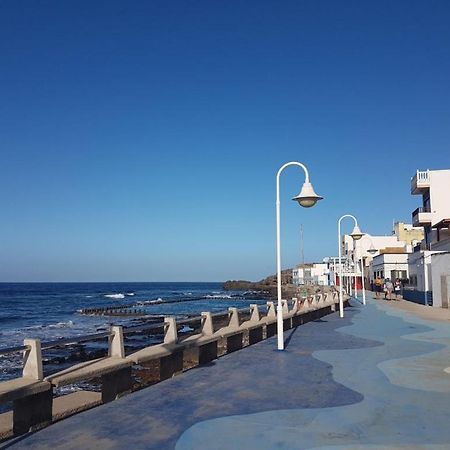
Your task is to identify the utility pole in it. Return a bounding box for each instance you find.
[300,224,305,266]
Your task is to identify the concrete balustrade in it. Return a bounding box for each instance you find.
[240,304,264,345]
[0,340,52,438]
[0,294,347,442]
[45,326,133,404]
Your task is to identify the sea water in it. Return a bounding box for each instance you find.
[0,282,266,382]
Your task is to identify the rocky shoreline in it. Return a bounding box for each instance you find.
[223,269,335,300]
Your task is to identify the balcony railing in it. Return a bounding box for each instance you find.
[412,206,431,216]
[411,170,430,194]
[412,206,432,226]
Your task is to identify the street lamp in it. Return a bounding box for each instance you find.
[276,162,323,350]
[338,215,363,318]
[356,235,378,305]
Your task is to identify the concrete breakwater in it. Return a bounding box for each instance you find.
[80,305,146,317]
[79,294,255,317]
[0,291,345,443]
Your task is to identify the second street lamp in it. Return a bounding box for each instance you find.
[276,161,323,351]
[356,235,378,305]
[338,214,363,318]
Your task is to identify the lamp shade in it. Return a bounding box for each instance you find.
[350,225,364,240]
[367,244,377,255]
[292,181,323,208]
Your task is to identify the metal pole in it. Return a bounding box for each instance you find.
[300,224,304,266]
[361,255,366,305]
[276,161,310,350]
[423,253,429,306]
[338,214,359,318]
[338,220,343,317]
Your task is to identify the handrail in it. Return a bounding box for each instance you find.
[0,306,255,355]
[0,344,30,356]
[412,206,431,216]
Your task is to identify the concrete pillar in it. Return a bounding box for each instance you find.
[249,304,260,322]
[159,351,183,380]
[22,339,43,380]
[227,308,240,330]
[226,333,243,353]
[163,317,178,344]
[201,312,214,335]
[101,366,132,403]
[109,326,125,358]
[13,389,52,436]
[266,301,276,319]
[249,327,263,345]
[198,341,218,365]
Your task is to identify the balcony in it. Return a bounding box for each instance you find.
[411,170,430,194]
[412,206,432,227]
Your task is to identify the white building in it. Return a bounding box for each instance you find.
[431,252,450,308]
[343,233,407,288]
[292,263,329,286]
[371,252,409,282]
[407,169,450,306]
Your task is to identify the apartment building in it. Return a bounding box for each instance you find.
[292,263,329,286]
[343,233,407,287]
[407,169,450,306]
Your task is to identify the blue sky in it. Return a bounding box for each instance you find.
[1,0,450,282]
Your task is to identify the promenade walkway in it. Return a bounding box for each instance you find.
[4,293,450,449]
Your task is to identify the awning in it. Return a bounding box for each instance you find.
[432,218,450,229]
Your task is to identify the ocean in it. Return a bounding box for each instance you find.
[0,282,266,384]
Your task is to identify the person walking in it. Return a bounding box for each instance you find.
[385,278,394,301]
[394,279,402,300]
[375,276,383,299]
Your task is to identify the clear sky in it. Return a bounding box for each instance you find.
[1,0,450,282]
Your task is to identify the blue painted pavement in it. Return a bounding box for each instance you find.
[4,294,450,449]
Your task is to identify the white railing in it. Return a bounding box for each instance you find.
[411,169,430,191]
[416,170,430,182]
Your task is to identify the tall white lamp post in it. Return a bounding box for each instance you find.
[276,162,323,350]
[338,214,363,318]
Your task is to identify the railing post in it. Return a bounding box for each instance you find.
[109,326,125,358]
[197,312,217,364]
[201,312,214,335]
[163,317,178,344]
[266,301,276,319]
[23,339,43,380]
[228,307,240,330]
[249,304,260,322]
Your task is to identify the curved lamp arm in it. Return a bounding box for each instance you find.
[275,161,316,351]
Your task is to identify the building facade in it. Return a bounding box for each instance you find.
[407,169,450,306]
[292,263,329,286]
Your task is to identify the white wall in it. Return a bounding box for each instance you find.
[408,250,434,292]
[431,252,450,308]
[429,170,450,225]
[344,234,406,260]
[371,253,409,281]
[293,263,329,285]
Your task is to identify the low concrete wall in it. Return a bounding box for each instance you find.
[402,288,432,306]
[0,293,345,442]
